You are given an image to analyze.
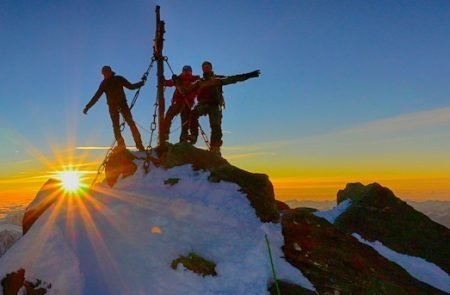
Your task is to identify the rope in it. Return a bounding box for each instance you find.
[265,234,280,295]
[164,57,175,75]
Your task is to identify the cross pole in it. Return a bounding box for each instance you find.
[153,5,166,146]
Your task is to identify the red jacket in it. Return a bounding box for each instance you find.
[165,74,200,107]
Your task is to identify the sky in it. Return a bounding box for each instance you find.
[0,0,449,205]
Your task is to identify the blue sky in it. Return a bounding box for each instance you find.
[1,0,449,201]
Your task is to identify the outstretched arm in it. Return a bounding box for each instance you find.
[220,70,260,86]
[84,85,104,114]
[122,76,145,90]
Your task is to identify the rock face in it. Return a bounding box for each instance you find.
[281,208,446,294]
[104,147,138,187]
[22,179,61,235]
[334,182,450,274]
[1,268,51,295]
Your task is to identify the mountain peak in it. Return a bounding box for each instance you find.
[334,182,450,274]
[0,144,314,294]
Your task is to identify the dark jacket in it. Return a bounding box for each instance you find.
[196,72,225,105]
[86,74,144,109]
[196,71,259,105]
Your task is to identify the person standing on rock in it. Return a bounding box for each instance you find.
[189,61,260,154]
[83,65,146,151]
[161,65,200,143]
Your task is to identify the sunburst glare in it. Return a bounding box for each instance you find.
[58,170,84,192]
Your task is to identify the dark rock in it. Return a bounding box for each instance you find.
[171,252,217,277]
[104,147,138,187]
[334,182,450,274]
[164,178,179,186]
[268,280,316,295]
[22,179,61,235]
[209,164,279,222]
[337,182,367,204]
[1,268,24,295]
[281,209,445,294]
[1,269,50,295]
[276,200,290,212]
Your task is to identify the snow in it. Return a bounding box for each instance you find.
[0,160,315,294]
[353,233,450,293]
[313,199,352,223]
[0,224,21,257]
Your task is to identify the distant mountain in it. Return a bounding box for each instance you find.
[407,200,450,229]
[285,199,450,229]
[0,224,21,257]
[285,200,335,211]
[335,182,450,274]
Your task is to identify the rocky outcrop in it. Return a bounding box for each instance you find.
[104,147,138,187]
[1,269,51,295]
[171,253,217,277]
[276,200,290,212]
[22,179,61,235]
[281,208,445,294]
[268,281,316,295]
[334,182,450,274]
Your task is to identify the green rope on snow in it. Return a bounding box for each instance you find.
[265,234,280,295]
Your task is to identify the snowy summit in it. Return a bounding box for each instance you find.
[0,144,313,294]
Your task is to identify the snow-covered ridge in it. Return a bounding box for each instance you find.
[0,162,314,294]
[353,233,450,293]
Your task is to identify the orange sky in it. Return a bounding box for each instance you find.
[1,106,450,208]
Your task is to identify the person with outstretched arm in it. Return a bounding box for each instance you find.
[189,61,260,155]
[83,65,146,151]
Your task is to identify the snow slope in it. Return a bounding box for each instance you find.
[353,233,450,293]
[0,163,314,294]
[313,199,352,224]
[0,224,21,257]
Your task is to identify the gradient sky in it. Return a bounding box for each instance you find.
[1,0,449,205]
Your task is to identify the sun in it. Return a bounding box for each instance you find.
[58,171,82,192]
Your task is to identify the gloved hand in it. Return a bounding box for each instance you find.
[246,70,260,79]
[141,74,147,82]
[172,74,179,82]
[83,107,88,115]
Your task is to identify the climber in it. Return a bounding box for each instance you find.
[189,61,260,154]
[161,65,200,143]
[83,66,146,151]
